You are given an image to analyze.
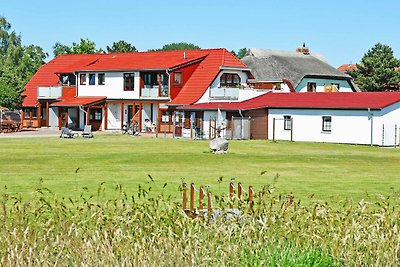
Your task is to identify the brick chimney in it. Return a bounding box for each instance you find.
[296,43,310,55]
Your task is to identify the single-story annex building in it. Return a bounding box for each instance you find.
[178,92,400,146]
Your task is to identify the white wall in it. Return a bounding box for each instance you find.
[48,107,58,128]
[196,70,271,103]
[296,77,354,92]
[268,109,377,145]
[107,103,121,130]
[77,72,140,99]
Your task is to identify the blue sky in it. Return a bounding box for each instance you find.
[1,0,399,67]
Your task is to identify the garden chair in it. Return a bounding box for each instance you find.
[81,125,93,138]
[60,127,77,138]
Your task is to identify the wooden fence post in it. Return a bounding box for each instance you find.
[249,186,254,210]
[199,186,204,217]
[229,180,234,209]
[238,182,243,209]
[182,182,187,212]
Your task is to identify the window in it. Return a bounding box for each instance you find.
[322,116,332,132]
[307,82,316,92]
[220,73,241,87]
[173,72,182,85]
[90,109,102,121]
[23,108,37,118]
[124,73,135,91]
[80,74,87,85]
[284,116,292,130]
[89,74,96,85]
[98,73,105,85]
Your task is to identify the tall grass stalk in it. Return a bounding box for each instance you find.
[0,185,399,266]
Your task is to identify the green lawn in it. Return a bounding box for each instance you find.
[0,134,399,204]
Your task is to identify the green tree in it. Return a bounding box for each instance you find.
[150,42,200,51]
[52,38,103,56]
[107,40,137,53]
[348,43,400,91]
[53,42,71,56]
[231,48,248,59]
[0,16,47,108]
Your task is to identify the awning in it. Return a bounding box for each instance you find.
[50,96,107,107]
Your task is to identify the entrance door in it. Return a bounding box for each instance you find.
[40,105,47,127]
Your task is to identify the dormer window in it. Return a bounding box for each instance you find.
[80,74,87,85]
[89,74,96,85]
[60,74,76,86]
[173,72,182,86]
[220,73,240,87]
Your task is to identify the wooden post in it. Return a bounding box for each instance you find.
[37,102,42,127]
[229,181,234,209]
[190,183,195,218]
[58,107,62,129]
[65,108,69,128]
[199,186,204,217]
[104,102,108,130]
[120,102,124,130]
[249,186,254,210]
[238,182,243,209]
[182,182,187,212]
[86,107,90,125]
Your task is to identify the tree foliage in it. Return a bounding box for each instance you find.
[53,38,103,57]
[0,16,47,109]
[348,43,400,91]
[231,48,248,59]
[150,42,200,51]
[106,40,137,53]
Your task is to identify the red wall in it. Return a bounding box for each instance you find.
[170,62,201,100]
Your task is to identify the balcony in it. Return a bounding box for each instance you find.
[37,86,62,99]
[140,85,169,98]
[209,87,239,100]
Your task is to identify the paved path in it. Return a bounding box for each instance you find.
[0,128,174,138]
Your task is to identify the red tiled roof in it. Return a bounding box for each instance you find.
[24,49,245,107]
[170,49,247,105]
[23,54,100,107]
[178,92,400,111]
[50,96,106,107]
[337,64,357,72]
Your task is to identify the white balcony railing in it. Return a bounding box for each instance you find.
[210,87,239,100]
[37,86,62,99]
[141,86,169,98]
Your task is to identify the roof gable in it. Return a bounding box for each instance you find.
[171,49,247,105]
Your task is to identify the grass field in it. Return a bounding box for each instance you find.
[0,134,399,205]
[1,134,400,265]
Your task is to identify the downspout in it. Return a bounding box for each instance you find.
[368,108,373,146]
[79,106,88,127]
